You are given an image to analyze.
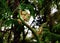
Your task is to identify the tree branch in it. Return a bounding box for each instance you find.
[19,17,40,43]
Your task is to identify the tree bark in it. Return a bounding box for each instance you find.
[7,0,21,43]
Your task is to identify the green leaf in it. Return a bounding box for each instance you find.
[19,3,26,10]
[26,4,35,17]
[4,19,13,26]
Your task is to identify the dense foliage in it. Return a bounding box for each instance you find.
[0,0,60,43]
